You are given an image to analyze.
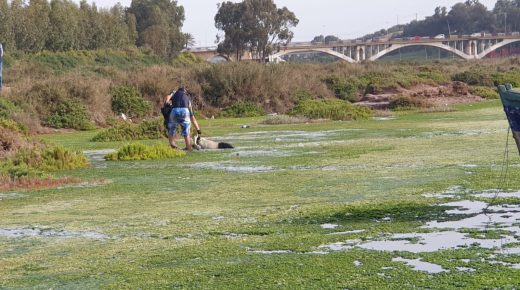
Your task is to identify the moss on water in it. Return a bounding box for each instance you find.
[2,101,520,288]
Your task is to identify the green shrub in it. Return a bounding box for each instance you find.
[0,118,28,134]
[91,119,165,142]
[222,101,265,118]
[452,70,494,86]
[388,96,430,111]
[173,52,206,66]
[1,145,89,181]
[323,76,360,102]
[492,72,520,87]
[0,97,19,119]
[111,86,151,118]
[290,99,373,121]
[471,86,499,99]
[46,100,94,130]
[105,143,186,161]
[294,90,314,102]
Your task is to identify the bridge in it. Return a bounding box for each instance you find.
[187,33,520,63]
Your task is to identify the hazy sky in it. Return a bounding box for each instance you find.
[92,0,499,46]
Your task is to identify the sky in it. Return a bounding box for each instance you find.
[92,0,499,47]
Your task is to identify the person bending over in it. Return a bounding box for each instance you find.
[164,86,201,151]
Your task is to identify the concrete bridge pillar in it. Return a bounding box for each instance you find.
[470,41,477,57]
[356,46,365,62]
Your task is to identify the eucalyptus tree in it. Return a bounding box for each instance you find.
[215,1,250,60]
[215,0,298,61]
[127,0,186,57]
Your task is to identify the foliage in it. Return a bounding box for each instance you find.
[471,86,499,99]
[215,0,299,61]
[1,145,89,180]
[0,117,28,134]
[111,86,151,118]
[127,0,186,57]
[46,100,94,130]
[1,0,131,53]
[91,119,164,142]
[105,143,185,161]
[222,101,265,118]
[311,35,341,44]
[290,99,373,120]
[0,97,19,119]
[388,96,430,110]
[452,70,494,86]
[491,71,520,87]
[322,76,360,102]
[173,52,205,66]
[31,49,162,72]
[402,0,506,37]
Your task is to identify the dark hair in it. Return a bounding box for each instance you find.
[178,85,186,91]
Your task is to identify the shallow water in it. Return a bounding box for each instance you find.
[355,231,517,253]
[0,228,107,239]
[321,223,340,229]
[0,192,25,200]
[392,257,448,274]
[318,197,520,263]
[473,190,520,199]
[249,250,292,255]
[190,162,274,173]
[228,150,291,158]
[83,149,116,169]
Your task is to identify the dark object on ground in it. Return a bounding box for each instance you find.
[193,135,234,150]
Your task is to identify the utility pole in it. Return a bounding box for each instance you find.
[446,20,451,37]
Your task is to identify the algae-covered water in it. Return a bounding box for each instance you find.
[1,100,520,289]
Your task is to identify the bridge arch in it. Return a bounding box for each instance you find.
[368,43,472,61]
[270,48,356,63]
[478,39,520,59]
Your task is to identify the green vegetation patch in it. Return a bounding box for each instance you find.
[46,100,94,130]
[471,86,499,100]
[222,101,265,118]
[110,86,151,119]
[290,99,373,120]
[91,119,164,142]
[105,143,186,161]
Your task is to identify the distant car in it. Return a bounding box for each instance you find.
[414,36,422,40]
[470,32,482,37]
[434,34,445,39]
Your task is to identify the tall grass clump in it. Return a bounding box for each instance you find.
[105,143,186,161]
[222,101,265,118]
[471,86,499,99]
[290,99,372,121]
[92,119,164,142]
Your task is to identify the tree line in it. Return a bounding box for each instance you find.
[0,0,189,57]
[371,0,520,39]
